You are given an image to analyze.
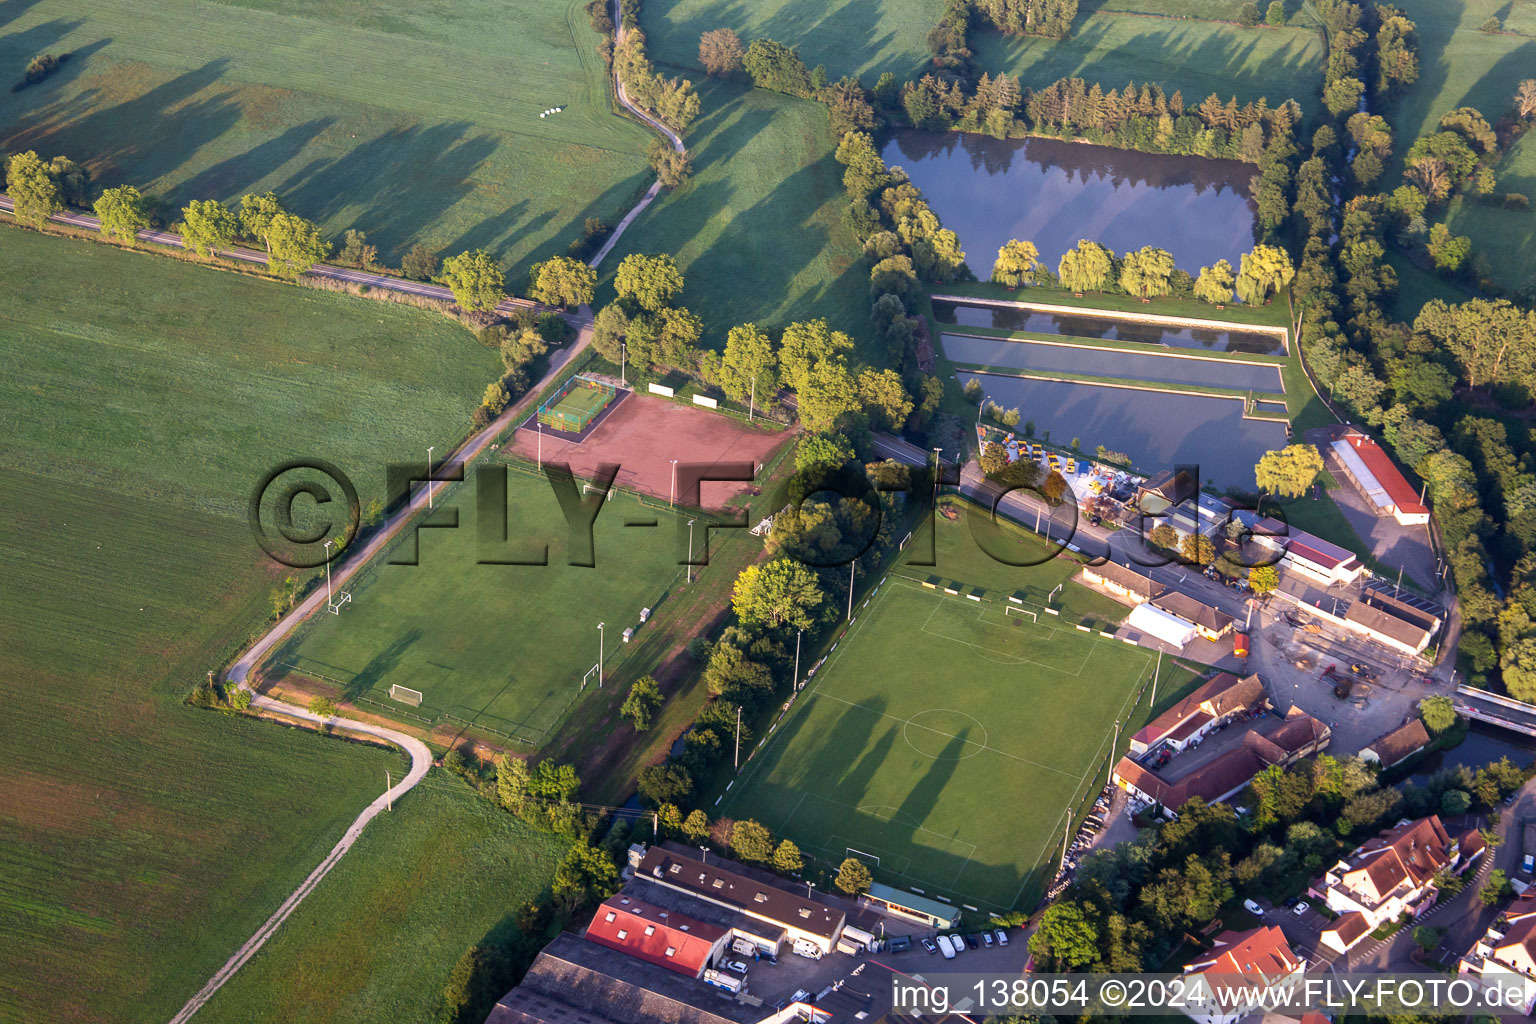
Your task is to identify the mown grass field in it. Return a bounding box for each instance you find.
[723,580,1145,909]
[0,226,500,1022]
[722,505,1173,909]
[599,76,869,346]
[1388,0,1536,292]
[0,0,652,281]
[272,471,696,745]
[643,0,1323,106]
[194,774,567,1024]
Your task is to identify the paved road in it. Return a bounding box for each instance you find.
[166,696,431,1024]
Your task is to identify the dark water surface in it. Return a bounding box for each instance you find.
[940,334,1284,392]
[884,130,1258,276]
[932,300,1284,355]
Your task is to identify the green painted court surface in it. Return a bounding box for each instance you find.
[722,576,1154,910]
[0,0,652,279]
[275,470,694,744]
[540,382,616,431]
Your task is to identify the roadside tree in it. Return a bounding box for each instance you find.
[93,185,150,243]
[529,255,596,309]
[179,199,238,257]
[439,249,505,312]
[5,150,61,226]
[265,212,330,278]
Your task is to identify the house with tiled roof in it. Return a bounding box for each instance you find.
[1128,673,1268,755]
[1343,601,1435,656]
[1459,892,1536,1014]
[1330,430,1430,526]
[1360,720,1431,771]
[1081,560,1165,604]
[1315,816,1475,953]
[1151,590,1236,640]
[1179,926,1305,1024]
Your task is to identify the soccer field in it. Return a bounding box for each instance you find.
[273,469,699,745]
[722,576,1157,910]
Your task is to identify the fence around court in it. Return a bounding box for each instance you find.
[536,373,617,432]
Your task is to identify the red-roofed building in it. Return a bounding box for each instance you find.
[1180,926,1304,1024]
[1129,673,1267,755]
[1331,430,1430,526]
[1459,892,1536,1013]
[583,895,728,979]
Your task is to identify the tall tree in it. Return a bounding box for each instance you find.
[5,151,61,227]
[439,249,506,312]
[93,185,150,243]
[179,199,238,257]
[238,191,285,250]
[731,820,774,863]
[699,28,745,77]
[1057,239,1113,293]
[264,212,330,278]
[1234,244,1294,304]
[991,239,1041,287]
[614,252,684,311]
[778,318,854,393]
[1193,259,1235,304]
[719,323,778,405]
[1119,246,1175,299]
[1254,444,1324,497]
[620,675,663,731]
[731,558,824,630]
[834,856,873,895]
[1414,299,1536,391]
[529,255,597,308]
[771,839,804,873]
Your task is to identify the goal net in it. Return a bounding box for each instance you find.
[582,482,615,501]
[1005,605,1038,623]
[388,684,424,707]
[845,847,881,867]
[582,662,601,690]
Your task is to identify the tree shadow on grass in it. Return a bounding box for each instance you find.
[343,628,421,702]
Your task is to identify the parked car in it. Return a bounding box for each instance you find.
[964,933,979,949]
[1292,901,1310,916]
[921,938,938,955]
[723,960,749,975]
[995,929,1009,946]
[1243,899,1265,916]
[945,934,964,956]
[982,931,994,948]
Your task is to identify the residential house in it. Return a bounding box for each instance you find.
[1459,892,1536,1014]
[1179,926,1305,1024]
[1359,720,1431,771]
[1139,469,1198,513]
[1231,512,1362,588]
[1315,816,1474,954]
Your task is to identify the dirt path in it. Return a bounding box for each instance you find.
[165,697,431,1024]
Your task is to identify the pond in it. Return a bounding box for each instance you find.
[940,334,1284,393]
[955,370,1288,487]
[884,130,1257,277]
[932,300,1285,355]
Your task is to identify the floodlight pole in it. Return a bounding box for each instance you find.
[1151,649,1162,706]
[670,459,678,508]
[686,519,697,583]
[537,420,543,470]
[386,769,392,811]
[426,447,436,510]
[847,562,856,622]
[794,628,802,691]
[597,622,605,687]
[1106,720,1121,788]
[932,447,943,506]
[734,705,742,771]
[621,341,627,386]
[324,539,334,607]
[1061,805,1072,865]
[749,378,756,422]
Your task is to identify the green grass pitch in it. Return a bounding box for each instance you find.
[723,577,1154,909]
[274,469,696,743]
[0,0,652,281]
[541,382,615,430]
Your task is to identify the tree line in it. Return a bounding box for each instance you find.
[585,0,699,188]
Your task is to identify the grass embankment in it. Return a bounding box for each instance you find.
[193,775,568,1024]
[0,226,500,1022]
[0,0,651,280]
[719,500,1196,910]
[1387,0,1536,293]
[597,76,870,349]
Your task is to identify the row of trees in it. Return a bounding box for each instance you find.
[987,235,1293,306]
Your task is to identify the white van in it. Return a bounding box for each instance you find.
[946,933,964,956]
[792,938,823,960]
[937,934,956,959]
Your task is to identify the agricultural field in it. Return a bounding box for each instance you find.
[0,0,652,281]
[0,226,500,1022]
[599,77,869,346]
[642,0,1324,107]
[722,502,1193,909]
[271,464,707,746]
[194,774,568,1024]
[971,11,1326,107]
[1388,0,1536,292]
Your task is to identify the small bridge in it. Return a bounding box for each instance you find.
[1455,685,1536,738]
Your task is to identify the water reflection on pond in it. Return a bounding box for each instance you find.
[956,370,1285,486]
[884,130,1258,275]
[1408,722,1536,784]
[933,300,1284,355]
[940,334,1284,392]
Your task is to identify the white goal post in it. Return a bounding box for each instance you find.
[846,847,881,867]
[582,482,615,501]
[581,662,601,690]
[389,684,424,706]
[1004,605,1038,623]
